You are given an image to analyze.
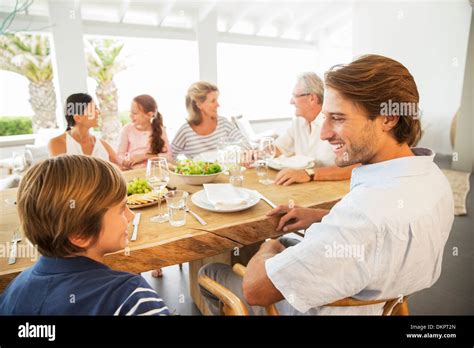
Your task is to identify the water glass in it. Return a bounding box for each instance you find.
[255,160,268,181]
[229,166,244,187]
[119,152,131,169]
[165,190,189,227]
[218,138,242,173]
[257,137,276,185]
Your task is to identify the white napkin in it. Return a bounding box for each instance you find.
[203,184,249,210]
[268,155,314,169]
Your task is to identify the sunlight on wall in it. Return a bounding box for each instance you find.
[0,71,33,116]
[217,43,318,120]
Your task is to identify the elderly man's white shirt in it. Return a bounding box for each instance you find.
[266,148,454,315]
[274,115,335,167]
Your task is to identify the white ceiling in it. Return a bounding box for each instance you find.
[0,0,353,45]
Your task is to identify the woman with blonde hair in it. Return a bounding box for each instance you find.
[171,81,249,159]
[0,155,170,315]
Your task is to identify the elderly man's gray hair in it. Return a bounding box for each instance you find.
[297,72,324,104]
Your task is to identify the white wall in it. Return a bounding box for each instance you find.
[352,1,472,155]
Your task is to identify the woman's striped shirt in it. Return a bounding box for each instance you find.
[171,116,250,159]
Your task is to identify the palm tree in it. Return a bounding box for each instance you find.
[0,33,57,132]
[86,38,125,146]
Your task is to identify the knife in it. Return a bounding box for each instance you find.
[255,191,277,208]
[131,213,141,241]
[8,228,21,265]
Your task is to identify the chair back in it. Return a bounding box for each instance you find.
[231,115,255,142]
[198,274,249,315]
[198,263,410,316]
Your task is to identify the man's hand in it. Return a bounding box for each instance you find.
[267,204,329,232]
[274,168,310,186]
[243,238,286,306]
[259,238,286,254]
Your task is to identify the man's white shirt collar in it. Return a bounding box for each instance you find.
[350,147,436,190]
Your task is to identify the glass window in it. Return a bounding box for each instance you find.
[85,35,199,139]
[217,29,352,122]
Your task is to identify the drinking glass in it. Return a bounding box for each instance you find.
[119,152,131,169]
[23,149,33,169]
[257,137,276,185]
[165,190,188,227]
[146,157,170,223]
[229,165,244,187]
[218,138,242,174]
[11,152,25,173]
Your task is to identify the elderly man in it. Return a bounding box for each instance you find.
[199,54,454,315]
[274,72,357,186]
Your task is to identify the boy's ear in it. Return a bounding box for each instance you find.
[69,233,92,248]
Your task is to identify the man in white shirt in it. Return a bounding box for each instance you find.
[274,72,358,186]
[199,54,454,315]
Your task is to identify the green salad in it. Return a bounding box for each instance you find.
[175,160,222,175]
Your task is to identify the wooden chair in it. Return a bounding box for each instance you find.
[197,263,409,316]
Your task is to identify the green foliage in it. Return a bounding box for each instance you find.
[0,33,53,83]
[0,116,33,136]
[119,111,131,126]
[86,38,125,83]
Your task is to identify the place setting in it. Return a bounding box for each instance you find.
[191,183,276,213]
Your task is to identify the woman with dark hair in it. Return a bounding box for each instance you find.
[118,94,172,169]
[48,93,121,166]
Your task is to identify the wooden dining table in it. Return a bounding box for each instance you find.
[0,167,350,314]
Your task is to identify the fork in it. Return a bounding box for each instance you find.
[8,228,21,265]
[186,208,207,226]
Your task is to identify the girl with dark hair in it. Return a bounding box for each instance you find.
[118,95,172,170]
[48,93,121,167]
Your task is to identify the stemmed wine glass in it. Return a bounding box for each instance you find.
[256,136,276,185]
[12,149,33,174]
[146,157,170,223]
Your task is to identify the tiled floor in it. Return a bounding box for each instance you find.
[144,154,473,315]
[142,265,201,315]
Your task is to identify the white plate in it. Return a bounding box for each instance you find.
[191,188,260,212]
[267,157,314,170]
